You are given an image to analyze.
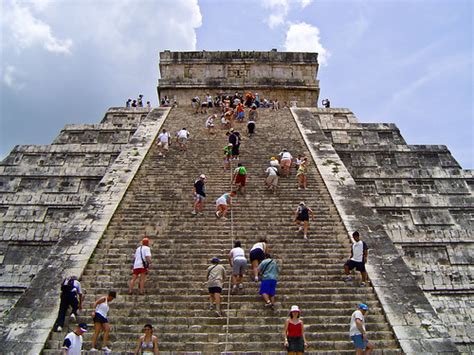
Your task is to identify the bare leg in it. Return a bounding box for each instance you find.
[102,323,110,348]
[91,323,101,348]
[139,273,146,294]
[129,274,138,293]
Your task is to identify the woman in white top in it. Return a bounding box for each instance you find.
[249,238,269,282]
[90,290,116,352]
[228,240,247,293]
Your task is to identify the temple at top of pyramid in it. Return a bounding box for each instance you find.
[0,50,472,354]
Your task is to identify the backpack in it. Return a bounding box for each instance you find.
[238,166,247,175]
[61,277,75,293]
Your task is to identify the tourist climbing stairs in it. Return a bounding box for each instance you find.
[43,106,401,353]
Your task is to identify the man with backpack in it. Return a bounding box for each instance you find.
[128,237,152,295]
[232,163,248,195]
[54,276,84,332]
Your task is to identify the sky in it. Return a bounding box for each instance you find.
[1,0,472,168]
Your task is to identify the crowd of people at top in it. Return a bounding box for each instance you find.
[125,94,152,110]
[56,94,373,355]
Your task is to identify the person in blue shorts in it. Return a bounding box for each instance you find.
[258,253,279,309]
[349,303,374,355]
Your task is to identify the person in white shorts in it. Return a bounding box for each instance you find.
[228,240,247,293]
[176,128,190,151]
[157,129,170,157]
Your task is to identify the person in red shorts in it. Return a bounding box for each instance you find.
[232,163,248,195]
[128,237,152,295]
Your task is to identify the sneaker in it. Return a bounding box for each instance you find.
[69,313,76,322]
[221,216,228,221]
[360,282,366,287]
[344,276,353,282]
[215,310,222,317]
[303,235,308,240]
[254,276,259,282]
[298,227,304,232]
[264,302,273,308]
[56,326,62,332]
[215,211,220,218]
[90,348,98,352]
[238,283,243,289]
[191,210,197,215]
[102,347,112,353]
[208,303,214,310]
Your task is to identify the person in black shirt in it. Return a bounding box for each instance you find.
[192,174,207,215]
[294,202,314,240]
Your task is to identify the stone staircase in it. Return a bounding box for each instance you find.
[43,107,401,353]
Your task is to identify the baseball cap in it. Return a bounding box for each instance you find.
[211,257,220,263]
[199,174,206,179]
[78,323,88,332]
[359,303,369,311]
[142,238,150,246]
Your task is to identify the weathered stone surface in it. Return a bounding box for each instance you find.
[158,50,320,107]
[292,107,471,352]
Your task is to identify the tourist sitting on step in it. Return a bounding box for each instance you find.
[294,202,314,240]
[232,163,248,195]
[157,128,170,157]
[133,323,159,355]
[343,231,369,287]
[215,191,236,220]
[249,238,269,282]
[258,253,279,309]
[283,305,308,353]
[90,290,116,352]
[349,303,374,355]
[296,157,309,190]
[175,127,190,151]
[279,149,293,177]
[206,257,226,317]
[54,275,84,332]
[205,114,216,135]
[228,240,247,293]
[128,237,153,295]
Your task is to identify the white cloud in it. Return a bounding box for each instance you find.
[284,22,330,65]
[2,65,25,90]
[262,0,313,29]
[3,1,73,54]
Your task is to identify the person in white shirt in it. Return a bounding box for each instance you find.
[62,323,87,355]
[349,303,374,354]
[228,240,247,293]
[206,114,216,135]
[129,238,152,295]
[344,231,369,286]
[279,149,293,177]
[157,129,170,157]
[265,164,279,192]
[176,128,190,151]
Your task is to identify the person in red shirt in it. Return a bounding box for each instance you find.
[283,305,308,354]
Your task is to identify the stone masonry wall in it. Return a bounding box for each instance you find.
[158,50,320,107]
[0,108,151,321]
[300,108,473,353]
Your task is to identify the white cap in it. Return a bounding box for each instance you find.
[200,174,206,179]
[290,305,300,313]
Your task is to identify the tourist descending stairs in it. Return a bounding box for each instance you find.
[44,106,401,353]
